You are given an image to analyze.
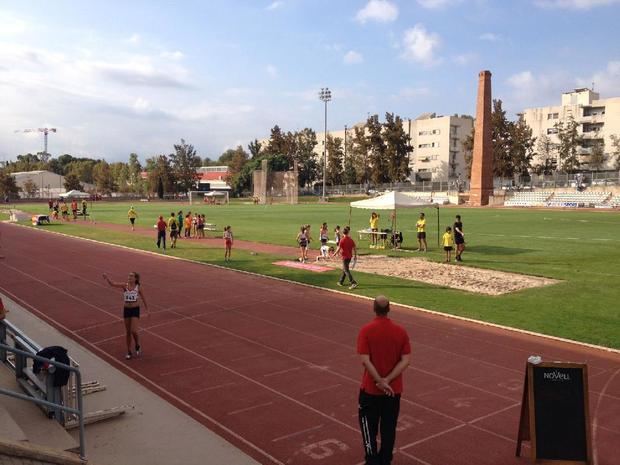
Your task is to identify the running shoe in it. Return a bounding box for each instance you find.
[125,352,132,360]
[336,282,343,287]
[135,345,141,356]
[349,283,358,290]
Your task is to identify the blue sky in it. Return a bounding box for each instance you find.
[1,0,619,162]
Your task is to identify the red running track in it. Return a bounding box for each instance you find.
[0,223,619,465]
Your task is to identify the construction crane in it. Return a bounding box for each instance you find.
[14,128,57,160]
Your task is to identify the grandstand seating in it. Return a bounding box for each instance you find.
[504,191,614,208]
[606,195,620,208]
[504,192,552,207]
[545,192,611,208]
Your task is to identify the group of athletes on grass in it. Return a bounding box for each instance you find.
[126,206,234,259]
[47,198,88,221]
[298,212,466,265]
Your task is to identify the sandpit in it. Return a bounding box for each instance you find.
[327,255,559,295]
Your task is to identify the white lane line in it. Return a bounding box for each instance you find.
[191,382,237,394]
[271,424,324,442]
[228,402,274,416]
[303,384,342,396]
[160,365,202,377]
[263,366,302,378]
[230,353,265,362]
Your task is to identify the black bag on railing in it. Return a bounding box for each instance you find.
[33,346,70,387]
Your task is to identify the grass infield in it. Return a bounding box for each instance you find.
[13,200,620,349]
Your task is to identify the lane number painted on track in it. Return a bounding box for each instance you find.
[300,439,349,460]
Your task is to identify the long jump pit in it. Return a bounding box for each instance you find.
[328,255,559,295]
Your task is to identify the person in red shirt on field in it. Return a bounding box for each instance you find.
[357,295,411,465]
[333,226,358,289]
[155,215,167,252]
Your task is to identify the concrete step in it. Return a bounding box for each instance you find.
[0,364,78,452]
[0,403,27,443]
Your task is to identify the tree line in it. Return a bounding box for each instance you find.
[224,113,412,195]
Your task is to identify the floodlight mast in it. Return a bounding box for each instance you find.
[318,88,332,201]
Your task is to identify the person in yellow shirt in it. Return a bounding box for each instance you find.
[167,212,179,248]
[442,226,454,263]
[127,206,138,231]
[416,212,427,252]
[369,212,380,247]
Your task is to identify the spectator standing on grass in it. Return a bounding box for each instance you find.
[184,213,192,238]
[103,272,149,360]
[369,212,380,247]
[223,226,233,262]
[127,206,138,231]
[156,215,167,252]
[453,214,465,262]
[357,295,411,465]
[48,199,53,212]
[71,199,78,221]
[177,211,184,239]
[442,226,454,263]
[197,214,205,238]
[60,201,69,221]
[416,212,427,252]
[168,212,178,248]
[334,225,342,246]
[296,225,309,263]
[191,213,198,238]
[320,222,329,246]
[81,199,88,219]
[334,226,358,289]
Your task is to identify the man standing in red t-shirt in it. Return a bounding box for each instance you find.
[357,295,411,465]
[155,215,167,253]
[334,226,358,289]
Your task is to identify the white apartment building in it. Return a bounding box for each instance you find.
[522,88,620,169]
[314,113,473,183]
[406,113,473,182]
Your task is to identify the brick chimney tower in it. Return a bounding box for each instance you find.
[469,70,493,206]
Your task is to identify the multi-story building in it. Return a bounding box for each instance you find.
[314,113,473,183]
[406,113,473,182]
[522,88,620,169]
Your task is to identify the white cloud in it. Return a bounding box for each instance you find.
[479,32,501,41]
[452,52,477,65]
[266,64,279,78]
[343,50,364,64]
[127,33,141,45]
[576,61,620,96]
[355,0,399,24]
[160,50,184,60]
[401,24,441,66]
[0,11,29,36]
[534,0,619,9]
[505,70,572,111]
[266,1,284,10]
[417,0,462,9]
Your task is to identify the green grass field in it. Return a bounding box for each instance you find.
[13,200,620,348]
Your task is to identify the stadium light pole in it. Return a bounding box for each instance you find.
[318,87,332,201]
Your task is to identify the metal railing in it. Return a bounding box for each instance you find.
[0,320,86,461]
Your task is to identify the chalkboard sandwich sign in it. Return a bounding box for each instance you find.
[516,359,591,464]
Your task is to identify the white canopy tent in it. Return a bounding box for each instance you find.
[59,190,90,199]
[349,191,440,247]
[189,190,229,205]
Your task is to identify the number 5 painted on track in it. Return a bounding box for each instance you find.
[300,439,349,460]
